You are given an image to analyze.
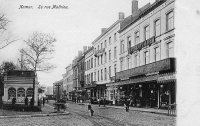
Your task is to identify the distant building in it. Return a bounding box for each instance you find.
[2,70,39,105]
[62,64,73,100]
[45,86,53,95]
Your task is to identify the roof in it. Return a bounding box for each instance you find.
[6,70,35,77]
[119,0,167,33]
[92,19,123,45]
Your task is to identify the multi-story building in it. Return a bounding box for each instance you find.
[84,46,95,100]
[114,0,175,108]
[53,79,64,100]
[91,12,125,103]
[62,64,73,100]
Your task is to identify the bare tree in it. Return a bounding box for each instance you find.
[0,13,18,49]
[20,32,56,105]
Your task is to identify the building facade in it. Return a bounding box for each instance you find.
[84,47,95,100]
[62,64,73,100]
[114,0,175,108]
[91,12,125,103]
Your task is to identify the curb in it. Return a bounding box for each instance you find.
[0,112,70,119]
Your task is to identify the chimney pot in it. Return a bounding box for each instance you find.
[118,12,125,20]
[101,28,107,34]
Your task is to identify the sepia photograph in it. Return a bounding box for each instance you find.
[0,0,199,125]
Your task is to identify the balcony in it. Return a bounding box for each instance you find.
[128,36,155,54]
[94,48,105,57]
[116,58,176,80]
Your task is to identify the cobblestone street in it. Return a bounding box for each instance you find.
[0,102,176,126]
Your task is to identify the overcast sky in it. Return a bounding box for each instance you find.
[0,0,155,87]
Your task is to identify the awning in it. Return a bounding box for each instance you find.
[84,84,97,89]
[157,73,176,83]
[107,74,158,86]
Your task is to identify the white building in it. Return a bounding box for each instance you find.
[91,12,125,103]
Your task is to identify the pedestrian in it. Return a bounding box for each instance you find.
[125,99,130,112]
[30,97,34,107]
[88,103,94,116]
[98,98,100,107]
[103,98,106,107]
[12,97,16,105]
[25,96,28,106]
[43,97,45,107]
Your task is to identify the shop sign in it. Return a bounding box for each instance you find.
[145,72,159,76]
[158,74,176,81]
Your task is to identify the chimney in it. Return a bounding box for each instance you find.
[101,28,107,34]
[132,0,138,15]
[118,12,125,20]
[83,46,87,53]
[78,51,82,57]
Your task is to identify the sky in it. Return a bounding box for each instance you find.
[0,0,155,87]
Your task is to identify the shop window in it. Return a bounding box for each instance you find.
[26,88,33,97]
[17,88,25,97]
[8,87,16,100]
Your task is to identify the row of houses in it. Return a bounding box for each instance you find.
[54,0,176,108]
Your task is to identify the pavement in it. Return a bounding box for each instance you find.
[74,101,172,116]
[0,103,69,119]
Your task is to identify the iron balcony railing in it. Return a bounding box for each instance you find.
[128,36,155,54]
[94,48,105,57]
[116,58,176,80]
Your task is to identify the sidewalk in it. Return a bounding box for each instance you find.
[71,101,170,116]
[0,103,69,118]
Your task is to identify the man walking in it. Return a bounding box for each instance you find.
[88,103,94,116]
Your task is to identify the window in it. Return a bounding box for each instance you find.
[135,54,140,67]
[109,37,111,45]
[144,51,150,64]
[109,66,111,78]
[114,47,117,59]
[98,70,99,81]
[120,58,124,71]
[144,25,150,40]
[94,58,96,67]
[114,64,117,75]
[88,61,90,69]
[104,40,107,48]
[26,88,33,97]
[94,72,96,81]
[167,42,174,58]
[109,50,111,61]
[101,55,103,64]
[98,56,99,65]
[114,33,117,41]
[120,40,125,53]
[127,57,131,69]
[166,11,174,31]
[127,36,131,49]
[91,73,93,82]
[154,47,160,61]
[135,31,140,45]
[85,62,87,70]
[101,43,103,49]
[17,88,25,97]
[101,69,103,81]
[91,58,93,68]
[8,87,16,100]
[104,52,107,63]
[88,74,90,84]
[104,68,107,80]
[154,19,161,36]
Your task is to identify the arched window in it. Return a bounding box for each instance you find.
[17,88,25,97]
[26,88,33,97]
[8,87,16,100]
